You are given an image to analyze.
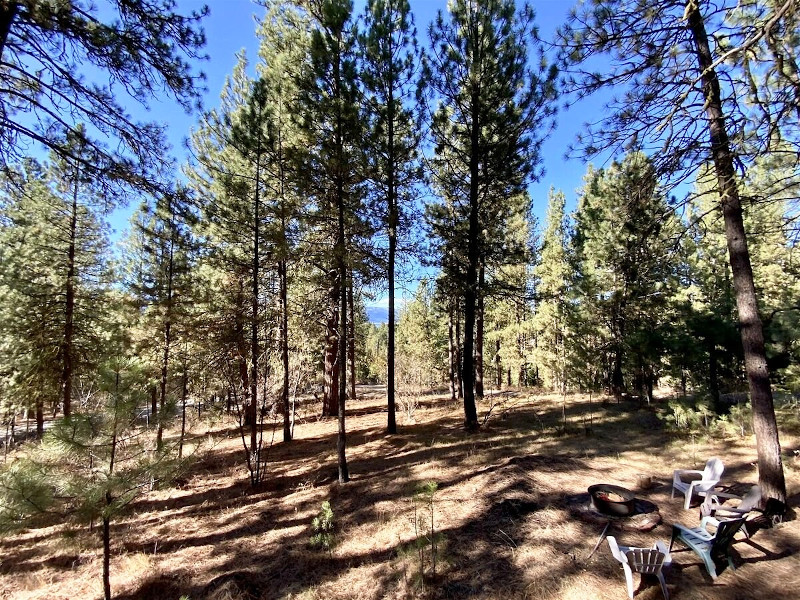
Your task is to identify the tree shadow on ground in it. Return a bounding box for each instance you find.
[6,387,799,600]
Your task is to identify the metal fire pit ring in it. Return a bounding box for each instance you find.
[588,484,636,517]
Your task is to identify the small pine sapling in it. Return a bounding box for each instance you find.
[411,481,440,588]
[310,500,336,555]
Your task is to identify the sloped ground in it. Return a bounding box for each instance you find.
[1,387,799,600]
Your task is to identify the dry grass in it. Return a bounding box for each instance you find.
[1,387,799,600]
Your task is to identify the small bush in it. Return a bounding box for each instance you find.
[662,397,715,433]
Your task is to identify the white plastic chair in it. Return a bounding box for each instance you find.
[607,536,670,600]
[671,457,724,510]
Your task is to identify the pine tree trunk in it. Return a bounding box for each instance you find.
[61,162,79,418]
[179,357,187,459]
[687,0,786,503]
[279,259,292,442]
[461,90,481,431]
[336,182,349,484]
[448,306,457,402]
[0,2,17,60]
[156,222,175,451]
[387,80,398,433]
[249,139,263,475]
[475,264,485,402]
[495,338,502,390]
[35,397,43,439]
[334,43,349,483]
[276,115,293,443]
[455,308,463,399]
[102,513,111,600]
[323,279,339,417]
[347,274,356,401]
[235,278,251,423]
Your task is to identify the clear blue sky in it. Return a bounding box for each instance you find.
[112,0,610,234]
[112,0,615,306]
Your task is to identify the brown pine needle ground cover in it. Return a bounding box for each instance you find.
[1,387,799,600]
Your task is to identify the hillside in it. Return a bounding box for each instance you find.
[2,388,799,600]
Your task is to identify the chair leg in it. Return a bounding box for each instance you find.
[657,572,669,600]
[623,564,635,600]
[671,485,675,499]
[702,553,718,580]
[683,491,692,510]
[669,527,679,552]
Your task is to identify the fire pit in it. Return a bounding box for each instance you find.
[588,484,636,516]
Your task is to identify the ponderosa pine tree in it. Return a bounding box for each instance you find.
[560,0,792,502]
[532,189,571,392]
[296,0,365,482]
[572,154,678,401]
[0,161,68,436]
[186,53,273,485]
[126,185,196,451]
[0,145,112,430]
[256,0,312,443]
[360,0,422,435]
[424,0,556,429]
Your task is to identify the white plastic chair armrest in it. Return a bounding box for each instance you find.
[673,469,703,486]
[674,469,703,478]
[689,479,719,494]
[607,536,629,563]
[673,521,713,541]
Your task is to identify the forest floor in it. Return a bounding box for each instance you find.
[2,386,800,600]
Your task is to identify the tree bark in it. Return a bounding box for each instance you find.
[0,2,18,60]
[179,355,187,459]
[461,87,481,431]
[495,337,502,390]
[235,278,251,424]
[455,307,463,399]
[279,259,291,442]
[448,306,457,402]
[61,160,79,418]
[386,72,398,433]
[347,273,356,401]
[275,102,292,444]
[687,0,786,503]
[248,134,264,475]
[475,263,485,401]
[323,278,340,417]
[35,397,43,439]
[102,514,111,600]
[334,38,348,483]
[156,208,175,451]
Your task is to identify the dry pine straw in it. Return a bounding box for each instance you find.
[1,388,799,600]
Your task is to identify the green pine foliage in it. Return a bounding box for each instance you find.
[572,153,680,400]
[310,500,336,553]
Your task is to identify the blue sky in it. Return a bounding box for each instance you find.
[111,0,614,305]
